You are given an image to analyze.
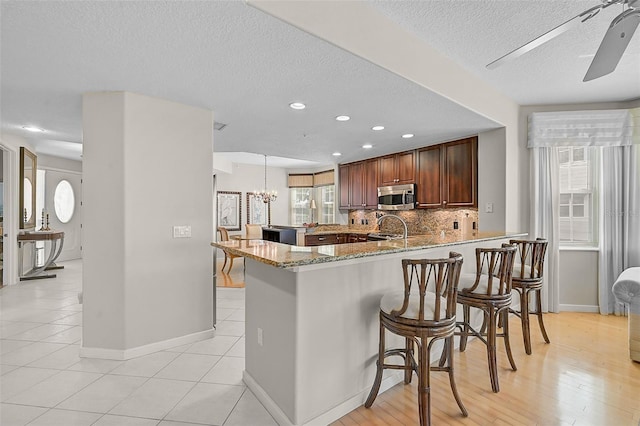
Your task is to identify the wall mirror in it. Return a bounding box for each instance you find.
[19,147,37,229]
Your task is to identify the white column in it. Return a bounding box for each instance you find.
[81,91,214,359]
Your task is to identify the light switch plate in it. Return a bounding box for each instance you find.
[485,202,494,213]
[173,225,192,238]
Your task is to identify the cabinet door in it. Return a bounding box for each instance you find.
[416,145,443,208]
[379,155,397,186]
[306,234,339,246]
[339,164,351,209]
[396,151,416,184]
[349,162,365,208]
[379,152,415,186]
[363,158,379,209]
[444,137,477,208]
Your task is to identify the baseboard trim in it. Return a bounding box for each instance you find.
[79,328,215,360]
[243,369,403,426]
[559,304,600,313]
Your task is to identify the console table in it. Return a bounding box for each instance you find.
[17,230,65,281]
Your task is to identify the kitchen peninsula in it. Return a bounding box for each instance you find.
[211,231,526,426]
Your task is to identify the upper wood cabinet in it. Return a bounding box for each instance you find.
[339,158,379,209]
[379,151,415,186]
[416,137,477,208]
[444,137,477,208]
[339,164,351,210]
[416,145,443,208]
[362,158,379,209]
[340,137,476,210]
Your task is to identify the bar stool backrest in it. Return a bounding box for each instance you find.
[509,238,548,281]
[394,252,464,322]
[466,244,517,297]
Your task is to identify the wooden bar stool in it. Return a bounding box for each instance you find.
[509,238,550,355]
[365,253,467,426]
[456,244,517,393]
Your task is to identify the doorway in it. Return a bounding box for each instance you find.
[0,144,18,286]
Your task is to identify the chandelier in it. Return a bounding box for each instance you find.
[254,154,277,203]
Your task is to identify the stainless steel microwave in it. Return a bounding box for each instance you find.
[377,184,416,210]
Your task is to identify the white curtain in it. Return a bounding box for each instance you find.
[529,147,560,313]
[599,144,640,315]
[529,108,637,315]
[529,109,634,147]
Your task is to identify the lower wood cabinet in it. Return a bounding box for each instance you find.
[305,234,341,246]
[305,233,368,246]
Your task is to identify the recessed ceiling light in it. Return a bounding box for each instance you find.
[335,115,350,121]
[22,125,45,133]
[362,144,373,149]
[402,133,414,139]
[372,125,385,131]
[332,152,342,156]
[289,102,306,110]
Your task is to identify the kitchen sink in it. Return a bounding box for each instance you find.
[367,233,405,241]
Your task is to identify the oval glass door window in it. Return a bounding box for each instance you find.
[54,180,75,223]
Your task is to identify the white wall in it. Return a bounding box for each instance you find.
[82,91,214,356]
[215,162,290,237]
[559,249,599,312]
[478,128,507,231]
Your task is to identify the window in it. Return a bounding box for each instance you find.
[290,188,312,225]
[54,180,75,223]
[289,170,336,225]
[289,185,336,225]
[315,185,335,224]
[558,147,598,245]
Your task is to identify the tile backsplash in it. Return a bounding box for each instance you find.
[347,208,479,238]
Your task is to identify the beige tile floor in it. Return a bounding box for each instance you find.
[0,260,276,426]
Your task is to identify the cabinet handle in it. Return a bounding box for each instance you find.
[443,201,447,205]
[318,237,326,241]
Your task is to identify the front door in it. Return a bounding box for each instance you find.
[44,169,82,261]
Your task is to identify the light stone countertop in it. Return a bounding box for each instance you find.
[211,231,527,269]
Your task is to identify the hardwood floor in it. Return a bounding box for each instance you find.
[333,312,640,426]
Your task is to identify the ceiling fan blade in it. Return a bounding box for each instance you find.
[487,4,606,70]
[584,9,640,81]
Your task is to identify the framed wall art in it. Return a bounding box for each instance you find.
[247,193,271,226]
[217,191,241,231]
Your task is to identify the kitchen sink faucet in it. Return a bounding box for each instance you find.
[377,214,408,240]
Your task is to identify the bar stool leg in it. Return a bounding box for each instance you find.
[535,288,551,344]
[417,338,431,426]
[486,307,500,393]
[501,309,517,371]
[459,305,471,351]
[364,320,385,408]
[520,287,533,355]
[445,335,468,417]
[405,338,414,384]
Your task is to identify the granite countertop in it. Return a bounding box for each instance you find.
[211,231,527,269]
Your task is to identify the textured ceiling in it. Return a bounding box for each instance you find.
[370,0,640,105]
[1,1,638,166]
